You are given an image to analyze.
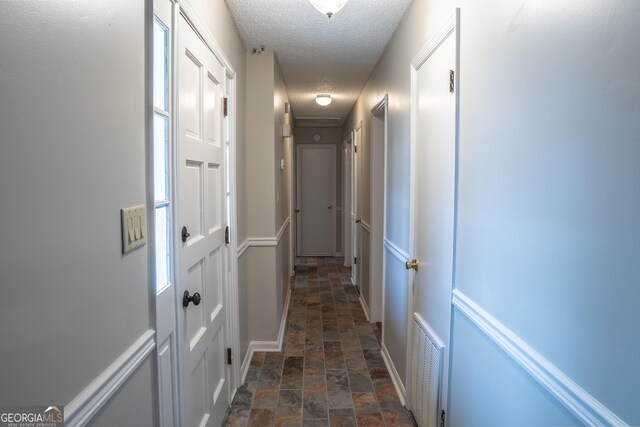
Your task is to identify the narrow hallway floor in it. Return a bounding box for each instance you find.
[225,257,415,426]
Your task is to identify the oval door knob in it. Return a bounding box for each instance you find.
[405,259,419,271]
[181,226,190,243]
[327,204,333,210]
[183,290,201,308]
[355,219,362,224]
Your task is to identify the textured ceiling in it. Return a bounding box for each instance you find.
[225,0,413,125]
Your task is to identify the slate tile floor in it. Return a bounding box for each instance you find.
[225,257,415,427]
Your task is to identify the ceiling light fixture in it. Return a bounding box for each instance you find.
[316,94,332,106]
[309,0,349,18]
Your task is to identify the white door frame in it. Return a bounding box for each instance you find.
[406,9,460,419]
[370,95,388,324]
[289,134,296,275]
[149,0,179,425]
[296,143,337,256]
[152,1,241,424]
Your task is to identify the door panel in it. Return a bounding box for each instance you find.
[178,16,228,427]
[183,161,203,243]
[206,165,222,234]
[297,144,336,256]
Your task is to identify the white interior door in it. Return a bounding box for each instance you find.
[343,139,352,266]
[408,11,459,422]
[352,125,362,286]
[296,144,336,256]
[178,16,229,427]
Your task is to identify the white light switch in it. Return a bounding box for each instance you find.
[121,205,147,254]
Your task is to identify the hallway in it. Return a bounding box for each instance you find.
[225,258,414,426]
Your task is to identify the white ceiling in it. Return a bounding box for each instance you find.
[225,0,413,126]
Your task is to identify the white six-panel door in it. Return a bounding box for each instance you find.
[178,15,229,427]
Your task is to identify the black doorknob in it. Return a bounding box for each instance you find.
[181,226,190,243]
[183,290,201,308]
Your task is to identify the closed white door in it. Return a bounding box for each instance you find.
[297,144,336,256]
[178,16,229,427]
[407,11,459,424]
[343,139,352,266]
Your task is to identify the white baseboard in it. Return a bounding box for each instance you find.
[65,329,156,426]
[240,287,292,384]
[452,289,626,427]
[359,294,370,322]
[381,343,406,406]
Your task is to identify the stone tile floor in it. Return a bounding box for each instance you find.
[225,257,415,427]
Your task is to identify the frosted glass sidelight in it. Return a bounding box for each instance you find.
[154,114,169,201]
[153,19,168,111]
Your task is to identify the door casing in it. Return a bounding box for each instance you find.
[369,95,388,324]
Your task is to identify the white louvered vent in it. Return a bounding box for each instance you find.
[411,313,445,427]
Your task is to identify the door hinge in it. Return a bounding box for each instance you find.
[354,145,358,153]
[227,348,232,365]
[225,225,230,245]
[449,70,455,93]
[354,257,357,265]
[441,409,446,427]
[223,97,229,117]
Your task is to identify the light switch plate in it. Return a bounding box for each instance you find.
[121,205,147,254]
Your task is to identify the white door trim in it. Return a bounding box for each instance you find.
[224,65,241,403]
[289,135,296,275]
[296,143,337,256]
[407,8,460,418]
[370,94,388,323]
[150,1,180,425]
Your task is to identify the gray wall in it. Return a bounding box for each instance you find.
[88,359,155,427]
[0,0,151,410]
[0,0,248,423]
[240,51,293,363]
[344,0,640,424]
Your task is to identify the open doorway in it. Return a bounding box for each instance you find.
[369,95,388,324]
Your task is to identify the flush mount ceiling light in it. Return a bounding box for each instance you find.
[316,94,332,106]
[309,0,349,18]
